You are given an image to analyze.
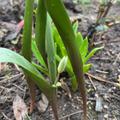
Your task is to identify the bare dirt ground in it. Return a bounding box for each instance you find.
[0,0,120,120]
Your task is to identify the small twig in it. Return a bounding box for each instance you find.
[14,64,21,72]
[97,0,113,23]
[97,4,105,23]
[59,110,82,120]
[101,1,113,18]
[107,39,120,43]
[113,53,120,65]
[86,73,120,87]
[96,69,108,74]
[88,76,96,91]
[0,73,23,83]
[60,79,72,99]
[0,86,12,92]
[1,112,12,120]
[93,41,103,46]
[110,94,120,101]
[91,57,110,61]
[88,0,113,42]
[23,87,27,99]
[12,83,26,92]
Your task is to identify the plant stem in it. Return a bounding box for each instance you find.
[35,0,47,64]
[50,89,59,120]
[45,14,58,119]
[44,0,87,119]
[22,0,35,112]
[22,0,34,59]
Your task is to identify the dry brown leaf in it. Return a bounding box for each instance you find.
[37,94,49,113]
[13,95,28,120]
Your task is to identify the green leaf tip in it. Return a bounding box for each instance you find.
[58,56,68,74]
[52,82,61,88]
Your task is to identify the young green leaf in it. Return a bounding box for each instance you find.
[35,0,47,63]
[84,46,104,64]
[58,56,68,74]
[52,82,61,88]
[75,32,84,49]
[72,21,79,34]
[80,38,88,58]
[45,14,57,84]
[83,64,92,73]
[52,26,66,57]
[32,62,49,76]
[32,40,47,68]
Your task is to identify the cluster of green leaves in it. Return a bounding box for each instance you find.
[52,21,103,91]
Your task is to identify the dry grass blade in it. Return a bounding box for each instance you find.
[86,73,120,87]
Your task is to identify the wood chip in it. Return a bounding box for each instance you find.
[13,95,28,120]
[37,94,49,113]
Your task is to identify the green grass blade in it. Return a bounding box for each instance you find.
[35,0,47,63]
[75,32,84,51]
[32,62,49,76]
[0,48,53,98]
[22,0,34,60]
[52,26,66,57]
[45,14,57,84]
[84,46,104,64]
[32,40,47,68]
[72,21,79,34]
[80,38,88,59]
[83,64,92,73]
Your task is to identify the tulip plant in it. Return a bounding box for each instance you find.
[0,0,99,119]
[52,21,103,91]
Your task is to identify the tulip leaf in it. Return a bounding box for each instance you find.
[45,14,57,83]
[32,40,47,68]
[73,21,79,34]
[0,48,53,98]
[84,46,104,64]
